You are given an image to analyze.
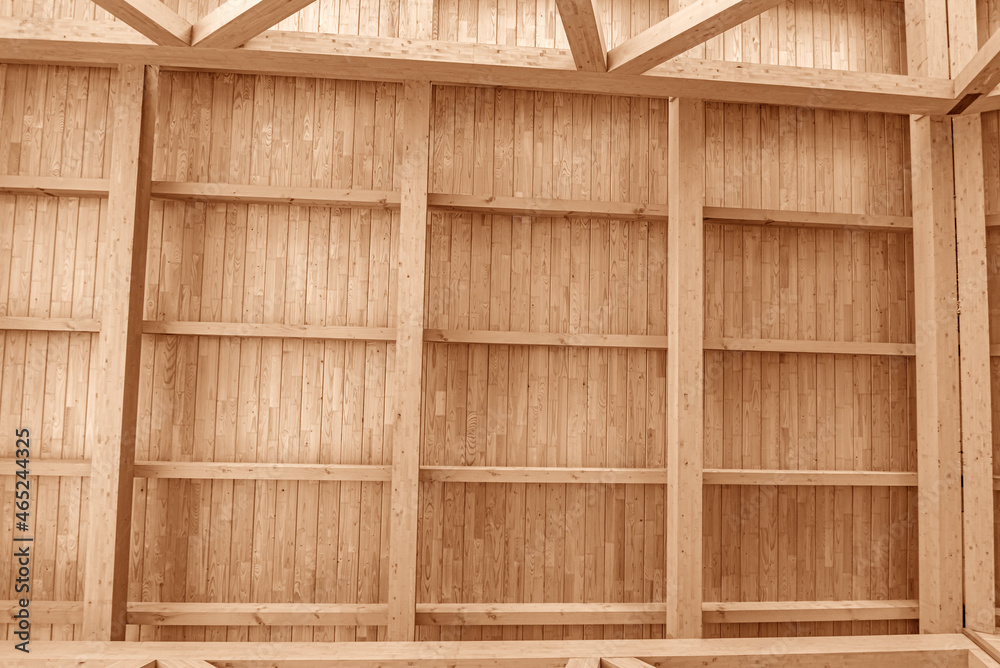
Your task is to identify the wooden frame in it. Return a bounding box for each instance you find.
[0,0,998,653]
[0,19,957,114]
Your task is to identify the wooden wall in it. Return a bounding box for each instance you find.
[0,62,923,640]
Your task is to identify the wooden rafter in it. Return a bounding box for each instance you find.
[554,0,607,71]
[0,18,957,115]
[88,0,191,46]
[607,0,785,75]
[80,64,158,641]
[191,0,320,48]
[386,80,432,642]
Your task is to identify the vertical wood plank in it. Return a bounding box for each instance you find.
[666,96,703,639]
[386,80,431,642]
[81,63,157,641]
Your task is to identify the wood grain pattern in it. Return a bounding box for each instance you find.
[0,67,929,644]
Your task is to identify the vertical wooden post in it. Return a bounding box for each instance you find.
[81,63,157,640]
[948,0,996,633]
[907,0,980,634]
[386,80,432,642]
[666,96,705,638]
[908,113,964,633]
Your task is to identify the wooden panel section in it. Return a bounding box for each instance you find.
[0,67,927,645]
[702,99,916,639]
[0,64,110,643]
[130,73,402,643]
[703,104,911,217]
[416,87,669,642]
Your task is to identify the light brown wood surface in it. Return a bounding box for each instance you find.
[0,0,996,647]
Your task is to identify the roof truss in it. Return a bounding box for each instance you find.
[191,0,320,48]
[89,0,191,45]
[0,18,956,115]
[607,0,786,75]
[554,0,607,71]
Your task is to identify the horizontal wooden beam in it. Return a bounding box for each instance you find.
[0,461,918,487]
[429,331,914,355]
[0,176,919,235]
[424,329,669,349]
[703,469,918,486]
[0,600,84,625]
[0,175,111,198]
[701,600,919,623]
[703,206,913,232]
[151,181,399,209]
[0,19,957,115]
[420,467,667,485]
[607,0,785,75]
[143,321,397,341]
[108,600,921,627]
[0,635,980,666]
[0,459,91,476]
[427,193,668,220]
[704,338,915,356]
[134,462,392,481]
[416,603,664,626]
[0,317,101,333]
[127,602,387,626]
